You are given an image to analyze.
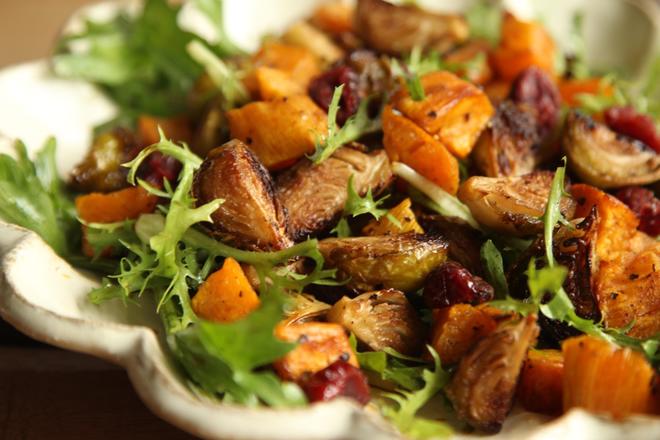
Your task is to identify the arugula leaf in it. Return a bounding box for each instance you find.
[541,159,570,267]
[330,175,398,237]
[465,0,502,44]
[393,162,480,230]
[0,138,78,257]
[480,240,508,299]
[186,40,249,110]
[308,86,381,164]
[382,347,453,440]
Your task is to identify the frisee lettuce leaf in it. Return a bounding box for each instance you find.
[381,347,453,440]
[0,138,78,257]
[308,86,381,164]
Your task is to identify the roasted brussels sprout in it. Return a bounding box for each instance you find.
[355,0,469,55]
[193,139,291,250]
[318,233,448,292]
[563,111,660,188]
[418,214,484,273]
[327,289,424,355]
[446,315,539,433]
[69,128,137,193]
[458,171,576,236]
[276,147,393,240]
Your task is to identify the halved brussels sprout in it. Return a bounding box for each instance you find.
[319,233,448,292]
[563,111,660,188]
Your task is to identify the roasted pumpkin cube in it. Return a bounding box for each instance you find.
[191,257,260,323]
[517,349,564,415]
[363,198,424,236]
[559,77,614,107]
[491,13,556,80]
[227,96,328,169]
[282,21,344,64]
[76,186,158,224]
[430,304,498,365]
[311,1,354,35]
[137,115,192,146]
[274,322,358,382]
[390,71,494,159]
[382,105,460,194]
[254,67,305,100]
[244,42,321,94]
[562,335,655,418]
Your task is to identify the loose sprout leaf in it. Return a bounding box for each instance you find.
[480,240,509,299]
[465,0,502,44]
[0,138,78,257]
[309,86,382,164]
[186,40,249,109]
[382,347,453,440]
[393,162,480,230]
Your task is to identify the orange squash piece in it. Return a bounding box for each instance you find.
[191,258,260,323]
[517,349,564,415]
[311,1,354,35]
[559,77,614,107]
[572,184,660,338]
[430,304,498,365]
[76,186,158,224]
[137,115,192,146]
[391,71,494,159]
[274,322,358,382]
[254,67,305,100]
[382,105,460,194]
[562,335,655,418]
[491,13,556,80]
[227,95,328,170]
[362,198,424,236]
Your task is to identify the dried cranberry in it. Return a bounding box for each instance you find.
[141,152,182,188]
[302,360,370,405]
[614,186,660,236]
[308,65,360,125]
[423,262,495,309]
[509,66,561,136]
[604,106,660,153]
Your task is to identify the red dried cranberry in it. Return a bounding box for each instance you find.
[141,152,182,188]
[614,186,660,236]
[308,65,360,126]
[604,106,660,153]
[423,262,495,309]
[509,66,561,136]
[302,360,370,405]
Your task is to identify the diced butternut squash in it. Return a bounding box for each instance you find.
[430,304,498,365]
[76,186,158,224]
[382,105,460,194]
[572,184,660,338]
[282,21,344,64]
[517,349,564,415]
[254,67,305,100]
[191,258,260,323]
[491,13,556,80]
[562,335,655,418]
[559,77,614,107]
[227,96,328,169]
[137,115,192,146]
[363,198,424,236]
[311,1,354,35]
[274,322,358,381]
[244,42,321,95]
[391,71,494,159]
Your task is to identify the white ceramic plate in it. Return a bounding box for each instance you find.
[1,1,660,439]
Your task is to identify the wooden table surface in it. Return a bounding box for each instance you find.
[0,321,197,440]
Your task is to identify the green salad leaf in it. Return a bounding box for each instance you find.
[480,240,509,299]
[0,138,78,257]
[308,86,382,164]
[465,0,502,44]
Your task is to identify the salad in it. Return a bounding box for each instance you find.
[1,0,659,437]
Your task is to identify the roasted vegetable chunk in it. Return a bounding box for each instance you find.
[458,171,576,236]
[193,140,291,250]
[563,111,660,188]
[254,67,305,100]
[191,257,260,323]
[446,314,539,433]
[319,233,448,292]
[327,289,424,355]
[355,0,468,55]
[245,42,321,93]
[76,186,158,224]
[391,71,494,159]
[276,147,392,240]
[363,198,423,236]
[227,95,328,169]
[516,349,564,415]
[562,335,655,418]
[274,322,358,382]
[423,262,494,309]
